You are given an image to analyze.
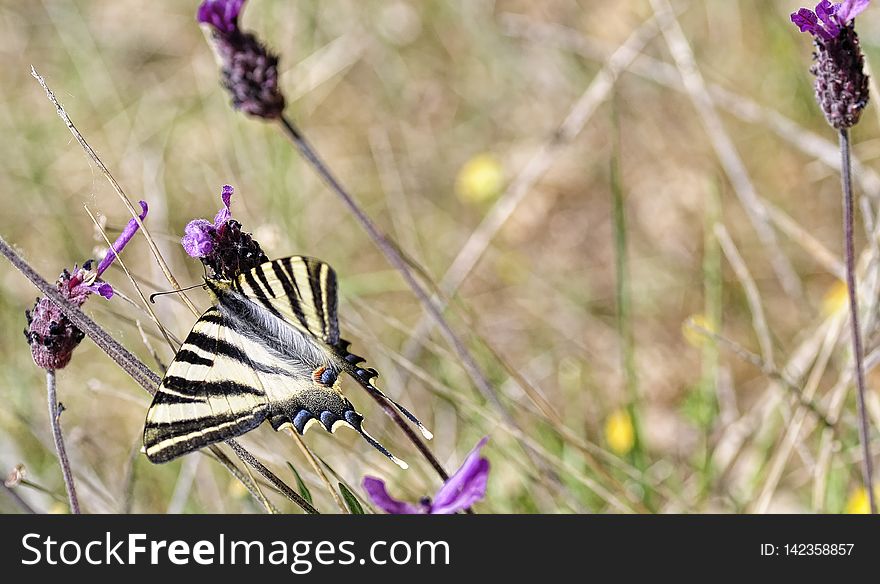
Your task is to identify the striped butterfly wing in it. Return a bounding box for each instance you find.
[144,266,414,467]
[234,257,434,440]
[143,307,270,463]
[234,256,340,344]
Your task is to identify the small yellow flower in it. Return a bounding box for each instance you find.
[605,408,635,456]
[822,280,849,317]
[227,477,250,500]
[683,314,714,348]
[48,502,68,514]
[844,486,878,514]
[456,153,504,204]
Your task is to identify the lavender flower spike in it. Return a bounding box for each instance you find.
[791,1,871,129]
[181,185,267,280]
[196,0,286,119]
[24,200,149,369]
[181,185,235,259]
[363,437,490,514]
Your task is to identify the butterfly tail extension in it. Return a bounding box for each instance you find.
[335,341,434,440]
[340,408,408,470]
[271,407,408,469]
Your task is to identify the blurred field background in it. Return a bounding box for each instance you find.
[1,0,880,513]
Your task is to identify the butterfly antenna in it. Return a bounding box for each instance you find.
[149,282,206,303]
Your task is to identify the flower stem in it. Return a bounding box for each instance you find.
[277,115,479,478]
[45,370,80,514]
[840,128,876,514]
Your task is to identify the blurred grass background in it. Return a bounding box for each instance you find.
[1,0,879,513]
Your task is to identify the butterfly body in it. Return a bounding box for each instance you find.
[143,256,430,467]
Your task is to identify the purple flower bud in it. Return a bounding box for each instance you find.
[213,184,234,231]
[363,437,490,514]
[197,0,245,35]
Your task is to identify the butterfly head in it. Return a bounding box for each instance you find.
[203,276,233,301]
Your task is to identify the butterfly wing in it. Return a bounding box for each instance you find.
[232,257,433,440]
[144,301,410,468]
[143,307,270,463]
[233,256,340,344]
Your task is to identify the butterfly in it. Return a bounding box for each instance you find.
[143,256,431,468]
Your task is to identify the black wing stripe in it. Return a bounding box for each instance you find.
[255,264,276,298]
[151,391,204,405]
[306,259,327,339]
[182,332,290,377]
[270,260,310,330]
[323,265,340,343]
[162,376,266,397]
[243,269,284,320]
[281,258,309,325]
[174,349,214,367]
[199,313,224,325]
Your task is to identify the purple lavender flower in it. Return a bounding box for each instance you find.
[25,201,148,370]
[181,185,267,280]
[792,0,869,38]
[363,437,490,514]
[182,185,234,259]
[197,0,245,35]
[791,1,871,129]
[197,0,286,119]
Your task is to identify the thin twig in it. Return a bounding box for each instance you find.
[685,319,836,431]
[30,67,199,316]
[225,439,318,513]
[714,224,775,369]
[752,309,844,513]
[0,235,311,513]
[840,128,876,513]
[45,370,80,514]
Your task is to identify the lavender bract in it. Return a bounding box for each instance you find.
[25,201,148,370]
[791,1,871,129]
[197,0,286,120]
[363,437,490,514]
[197,0,244,34]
